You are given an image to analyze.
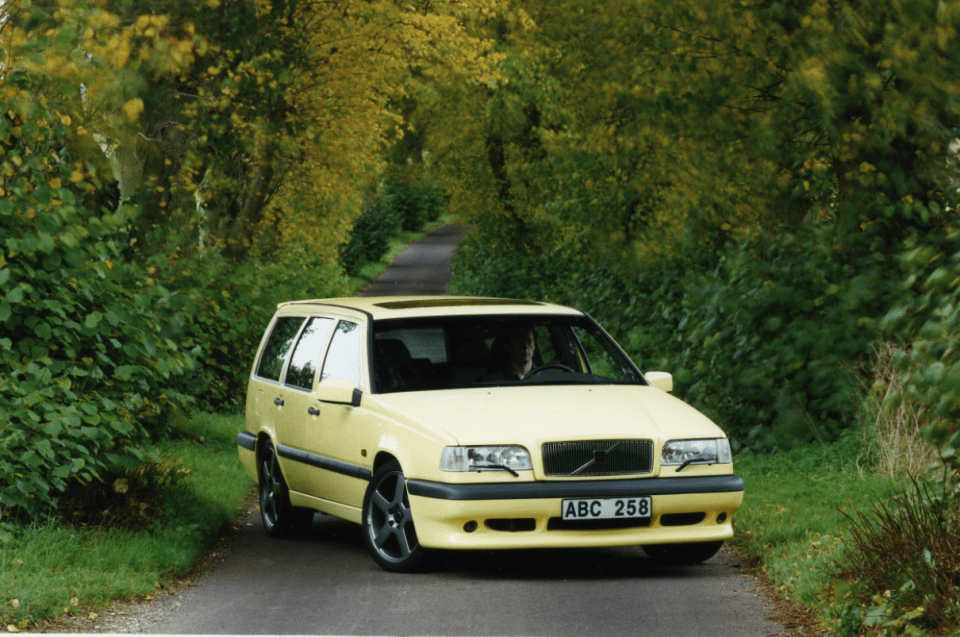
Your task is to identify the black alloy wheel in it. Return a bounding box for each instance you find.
[258,439,313,538]
[362,460,429,572]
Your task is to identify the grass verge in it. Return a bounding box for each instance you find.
[1,413,253,632]
[731,436,908,631]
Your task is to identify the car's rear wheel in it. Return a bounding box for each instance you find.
[642,540,724,565]
[258,440,313,538]
[362,460,428,572]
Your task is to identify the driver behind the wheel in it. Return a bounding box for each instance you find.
[480,327,537,382]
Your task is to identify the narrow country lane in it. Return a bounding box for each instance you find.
[359,223,466,297]
[78,224,795,637]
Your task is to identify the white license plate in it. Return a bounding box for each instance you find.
[561,496,651,520]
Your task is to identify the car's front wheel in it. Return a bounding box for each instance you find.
[258,440,313,538]
[362,460,429,572]
[642,540,724,565]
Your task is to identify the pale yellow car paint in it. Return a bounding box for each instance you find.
[409,491,742,550]
[370,384,729,482]
[240,296,743,558]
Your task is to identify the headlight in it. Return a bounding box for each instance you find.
[661,438,732,467]
[441,446,533,472]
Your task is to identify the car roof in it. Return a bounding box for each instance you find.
[276,296,584,320]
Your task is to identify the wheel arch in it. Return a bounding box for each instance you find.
[372,451,400,474]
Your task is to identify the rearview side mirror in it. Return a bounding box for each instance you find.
[644,371,673,393]
[317,379,362,406]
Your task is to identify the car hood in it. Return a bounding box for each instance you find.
[373,384,724,445]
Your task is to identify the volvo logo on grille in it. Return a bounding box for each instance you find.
[570,443,620,475]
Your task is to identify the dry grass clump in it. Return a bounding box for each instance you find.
[859,342,942,478]
[837,478,960,633]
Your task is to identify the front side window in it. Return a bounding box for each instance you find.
[256,316,305,382]
[285,317,334,390]
[321,320,362,388]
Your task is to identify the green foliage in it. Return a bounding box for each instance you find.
[453,223,895,452]
[340,177,446,275]
[384,176,447,233]
[0,67,196,524]
[884,230,960,488]
[0,39,350,527]
[339,195,402,276]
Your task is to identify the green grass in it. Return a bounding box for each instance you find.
[731,435,903,615]
[0,413,254,631]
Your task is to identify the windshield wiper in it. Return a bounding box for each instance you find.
[482,464,520,477]
[677,457,714,472]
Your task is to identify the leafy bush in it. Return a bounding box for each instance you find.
[383,177,446,233]
[339,195,402,276]
[0,202,196,526]
[159,247,352,412]
[339,177,446,275]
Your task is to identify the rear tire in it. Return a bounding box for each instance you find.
[642,540,724,565]
[258,440,313,538]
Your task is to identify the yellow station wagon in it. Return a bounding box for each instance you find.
[237,297,744,572]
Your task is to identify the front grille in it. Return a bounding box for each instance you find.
[541,440,653,477]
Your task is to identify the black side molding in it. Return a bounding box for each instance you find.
[277,444,373,481]
[237,431,257,451]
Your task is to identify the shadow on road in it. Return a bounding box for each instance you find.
[290,513,732,582]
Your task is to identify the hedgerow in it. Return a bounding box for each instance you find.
[451,222,897,452]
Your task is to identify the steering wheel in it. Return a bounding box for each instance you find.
[524,363,577,378]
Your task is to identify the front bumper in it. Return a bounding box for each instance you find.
[406,474,744,550]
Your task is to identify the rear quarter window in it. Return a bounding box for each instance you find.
[256,316,305,382]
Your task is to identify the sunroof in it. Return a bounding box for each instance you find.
[374,299,544,310]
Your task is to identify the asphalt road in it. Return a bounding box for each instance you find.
[119,506,785,636]
[86,225,789,636]
[359,223,466,296]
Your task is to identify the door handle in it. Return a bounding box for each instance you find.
[273,397,284,406]
[307,407,321,416]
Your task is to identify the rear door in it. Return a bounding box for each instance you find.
[276,316,336,495]
[247,313,305,440]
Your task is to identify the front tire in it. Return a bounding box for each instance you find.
[362,461,428,572]
[642,540,724,565]
[258,440,313,538]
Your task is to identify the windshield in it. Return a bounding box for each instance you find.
[371,314,644,393]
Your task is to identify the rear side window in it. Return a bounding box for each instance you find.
[285,317,335,390]
[256,316,305,381]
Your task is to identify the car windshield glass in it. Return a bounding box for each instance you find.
[372,315,644,393]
